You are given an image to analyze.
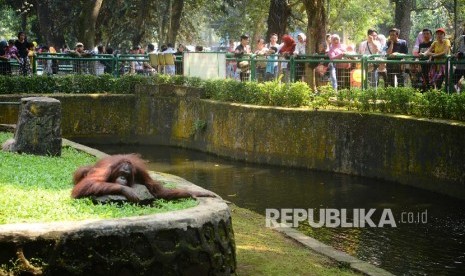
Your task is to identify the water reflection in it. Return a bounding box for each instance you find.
[88,144,465,276]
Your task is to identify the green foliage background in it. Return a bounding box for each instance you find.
[1,0,463,50]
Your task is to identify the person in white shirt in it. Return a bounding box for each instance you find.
[254,38,269,81]
[266,33,282,52]
[294,32,306,81]
[294,33,306,56]
[163,43,176,76]
[359,29,381,86]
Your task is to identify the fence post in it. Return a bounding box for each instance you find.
[446,56,452,93]
[290,55,295,82]
[250,55,256,81]
[32,54,37,75]
[115,55,120,77]
[362,55,367,90]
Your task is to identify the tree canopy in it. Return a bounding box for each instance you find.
[0,0,463,52]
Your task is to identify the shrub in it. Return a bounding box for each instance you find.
[282,82,311,107]
[1,74,464,121]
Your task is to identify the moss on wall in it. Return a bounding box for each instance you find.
[1,88,464,199]
[150,95,465,200]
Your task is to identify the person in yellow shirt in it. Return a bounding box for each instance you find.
[421,28,451,89]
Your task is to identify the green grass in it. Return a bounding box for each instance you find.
[0,132,197,224]
[232,205,360,276]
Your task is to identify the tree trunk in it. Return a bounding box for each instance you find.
[21,14,27,32]
[303,0,326,90]
[77,0,104,49]
[265,0,291,41]
[157,1,170,46]
[393,0,413,41]
[166,0,184,45]
[35,1,65,49]
[130,0,151,48]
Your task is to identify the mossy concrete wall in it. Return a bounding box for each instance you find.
[1,87,464,199]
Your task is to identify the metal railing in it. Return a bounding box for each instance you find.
[0,53,463,92]
[225,53,465,93]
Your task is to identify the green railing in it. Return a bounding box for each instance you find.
[0,52,463,92]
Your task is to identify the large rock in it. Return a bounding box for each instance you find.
[92,184,156,205]
[2,97,62,156]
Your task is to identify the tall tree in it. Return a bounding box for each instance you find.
[76,0,104,48]
[266,0,292,40]
[302,0,326,89]
[166,0,184,44]
[131,0,150,47]
[35,0,65,48]
[392,0,413,41]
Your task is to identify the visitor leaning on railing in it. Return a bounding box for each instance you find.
[453,30,465,93]
[0,41,12,75]
[3,48,460,93]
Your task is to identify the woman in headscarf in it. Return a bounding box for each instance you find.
[294,33,307,81]
[294,33,306,56]
[328,34,350,90]
[278,34,296,81]
[279,34,296,56]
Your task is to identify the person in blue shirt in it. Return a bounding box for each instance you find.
[265,46,278,81]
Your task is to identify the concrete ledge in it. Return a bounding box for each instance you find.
[273,224,394,276]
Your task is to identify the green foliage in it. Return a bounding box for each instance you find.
[191,119,207,136]
[207,0,270,43]
[0,132,197,224]
[410,0,464,42]
[0,74,155,94]
[204,79,311,107]
[316,87,465,121]
[328,0,393,43]
[1,74,465,121]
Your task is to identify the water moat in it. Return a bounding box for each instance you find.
[90,143,465,276]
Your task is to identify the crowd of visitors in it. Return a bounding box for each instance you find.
[226,27,464,92]
[1,26,464,92]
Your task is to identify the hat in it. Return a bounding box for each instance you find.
[75,42,84,47]
[435,28,446,34]
[240,34,249,40]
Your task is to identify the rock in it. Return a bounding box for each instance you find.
[92,184,156,205]
[2,97,62,156]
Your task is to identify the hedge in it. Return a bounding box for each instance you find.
[1,74,464,121]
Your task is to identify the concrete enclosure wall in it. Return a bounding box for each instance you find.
[1,86,464,199]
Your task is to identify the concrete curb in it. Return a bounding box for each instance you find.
[0,139,236,274]
[273,224,395,276]
[63,138,109,159]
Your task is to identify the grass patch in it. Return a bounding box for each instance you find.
[0,132,197,224]
[231,205,359,276]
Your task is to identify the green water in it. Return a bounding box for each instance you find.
[90,143,465,276]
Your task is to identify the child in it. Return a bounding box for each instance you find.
[265,46,278,81]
